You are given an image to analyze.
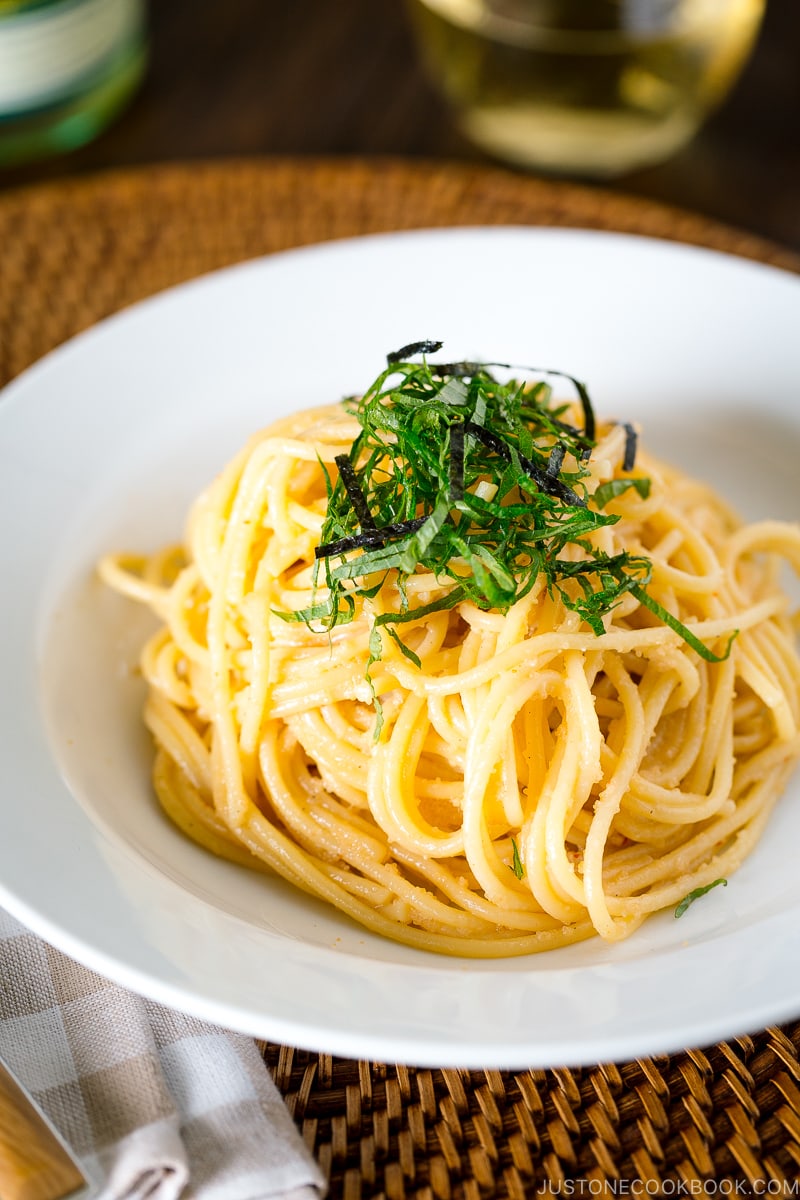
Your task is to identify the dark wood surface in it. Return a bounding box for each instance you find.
[1,0,798,252]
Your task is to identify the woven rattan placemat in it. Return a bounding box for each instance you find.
[3,158,799,1197]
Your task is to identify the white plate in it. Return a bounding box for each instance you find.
[2,227,800,1069]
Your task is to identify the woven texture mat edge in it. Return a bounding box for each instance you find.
[2,157,799,1198]
[2,155,798,389]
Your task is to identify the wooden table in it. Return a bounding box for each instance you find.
[1,0,798,253]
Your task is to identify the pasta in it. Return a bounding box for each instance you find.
[99,354,800,956]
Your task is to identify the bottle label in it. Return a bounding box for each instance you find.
[0,0,143,115]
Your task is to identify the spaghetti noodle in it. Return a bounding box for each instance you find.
[99,353,800,956]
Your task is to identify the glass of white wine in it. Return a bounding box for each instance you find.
[406,0,765,176]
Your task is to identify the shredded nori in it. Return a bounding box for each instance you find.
[386,339,443,364]
[334,453,377,532]
[622,422,638,472]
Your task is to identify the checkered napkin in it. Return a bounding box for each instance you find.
[0,910,326,1200]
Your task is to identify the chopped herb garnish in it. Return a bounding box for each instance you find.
[674,878,728,918]
[511,837,524,880]
[632,586,735,664]
[288,346,735,724]
[593,477,651,510]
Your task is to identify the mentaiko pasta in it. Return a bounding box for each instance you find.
[99,354,800,956]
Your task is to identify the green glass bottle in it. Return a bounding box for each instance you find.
[0,0,148,166]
